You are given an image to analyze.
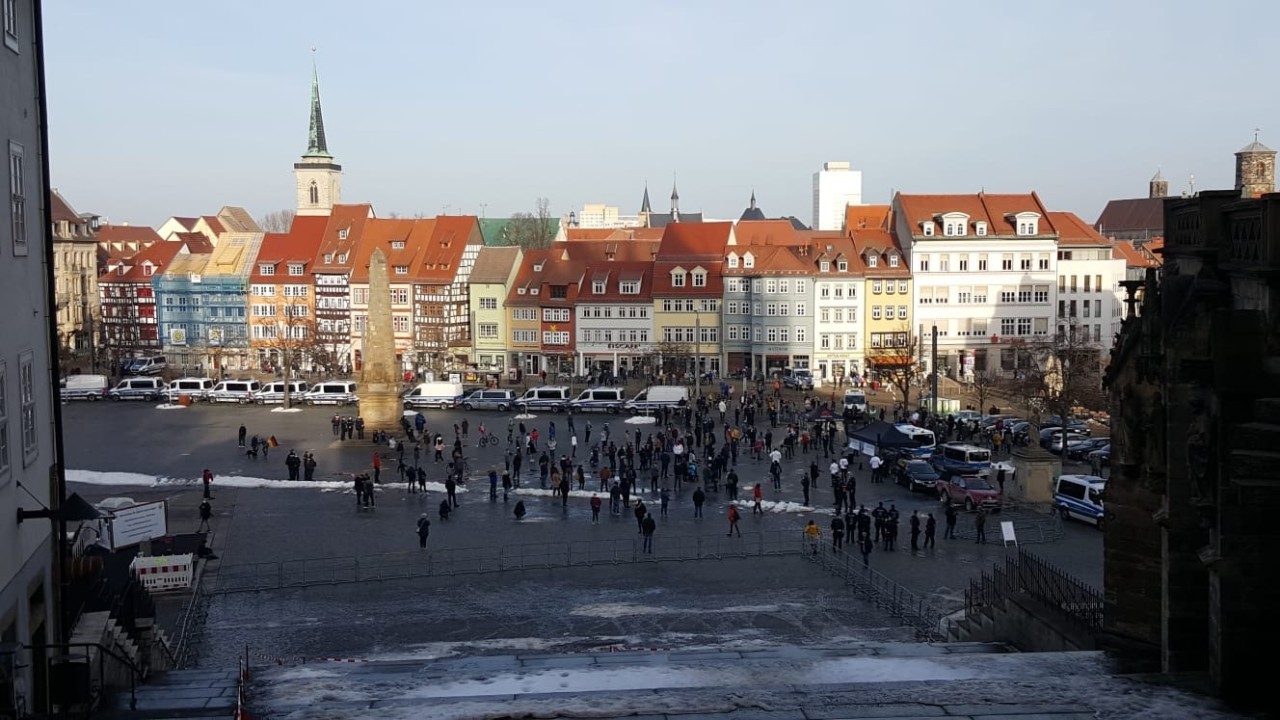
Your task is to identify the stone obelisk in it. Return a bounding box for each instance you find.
[358,247,402,433]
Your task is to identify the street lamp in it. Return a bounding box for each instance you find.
[694,310,700,402]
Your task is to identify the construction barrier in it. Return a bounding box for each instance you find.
[130,553,194,592]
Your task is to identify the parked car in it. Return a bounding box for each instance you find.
[305,380,360,406]
[108,377,164,401]
[1046,431,1090,454]
[782,367,814,390]
[459,388,516,411]
[1043,415,1090,436]
[255,380,311,405]
[895,459,940,493]
[122,355,167,376]
[1087,445,1111,468]
[61,374,110,401]
[161,377,216,403]
[937,472,1002,510]
[207,379,262,404]
[515,386,572,412]
[1066,437,1110,461]
[1054,474,1106,529]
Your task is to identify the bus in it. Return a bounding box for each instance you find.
[894,423,937,457]
[932,442,993,476]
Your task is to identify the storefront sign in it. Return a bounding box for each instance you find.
[605,343,652,351]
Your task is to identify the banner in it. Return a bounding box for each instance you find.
[107,500,169,550]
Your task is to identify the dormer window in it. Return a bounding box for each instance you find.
[324,253,335,263]
[888,254,899,268]
[259,263,275,276]
[518,287,527,295]
[942,213,969,237]
[1011,212,1041,236]
[671,268,687,287]
[727,252,739,269]
[533,262,545,272]
[975,222,988,236]
[391,240,406,250]
[692,270,707,287]
[922,221,936,237]
[866,254,877,268]
[142,263,154,276]
[117,266,126,276]
[742,252,754,269]
[338,252,349,264]
[837,259,848,272]
[820,260,830,272]
[394,265,408,275]
[592,280,605,294]
[338,228,349,240]
[530,288,540,295]
[287,263,305,276]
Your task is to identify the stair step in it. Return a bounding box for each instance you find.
[1232,422,1280,449]
[1230,477,1280,491]
[1230,449,1280,479]
[1255,398,1280,425]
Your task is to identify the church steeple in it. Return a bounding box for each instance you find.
[670,181,680,213]
[305,55,331,158]
[640,184,651,213]
[294,51,342,217]
[749,188,757,210]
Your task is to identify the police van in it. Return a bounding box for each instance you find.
[1054,474,1106,530]
[568,387,625,413]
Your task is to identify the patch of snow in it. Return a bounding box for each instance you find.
[154,403,186,410]
[570,602,799,618]
[513,413,538,420]
[270,407,304,413]
[65,469,465,494]
[624,416,657,425]
[731,499,818,514]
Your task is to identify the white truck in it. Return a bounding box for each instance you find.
[624,385,689,413]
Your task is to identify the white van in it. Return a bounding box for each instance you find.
[256,380,312,405]
[305,380,359,406]
[515,386,571,412]
[207,379,262,404]
[624,385,689,413]
[843,389,868,413]
[124,355,167,376]
[403,381,466,410]
[1054,474,1106,530]
[782,367,814,390]
[569,387,626,413]
[108,377,165,401]
[459,388,516,411]
[161,377,215,402]
[61,374,110,401]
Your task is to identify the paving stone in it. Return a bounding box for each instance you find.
[966,715,1095,720]
[667,651,744,662]
[805,704,948,718]
[676,711,802,720]
[519,655,598,668]
[943,705,1092,716]
[133,697,214,711]
[135,688,229,700]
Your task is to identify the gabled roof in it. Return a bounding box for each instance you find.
[895,193,1056,237]
[162,249,212,278]
[417,215,479,283]
[1112,239,1160,269]
[206,232,262,277]
[850,227,910,278]
[99,239,188,283]
[733,220,801,247]
[349,218,423,284]
[469,246,522,285]
[171,232,214,254]
[645,211,704,229]
[579,260,652,303]
[843,204,890,231]
[1094,197,1164,238]
[724,244,811,276]
[249,215,328,283]
[169,217,199,232]
[313,204,375,272]
[201,215,226,234]
[216,206,261,233]
[656,221,733,259]
[559,237,659,262]
[98,224,162,245]
[1049,211,1110,247]
[50,189,79,222]
[505,249,551,307]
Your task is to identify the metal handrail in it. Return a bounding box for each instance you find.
[213,531,800,594]
[805,539,948,640]
[964,548,1103,632]
[172,579,209,668]
[24,640,140,712]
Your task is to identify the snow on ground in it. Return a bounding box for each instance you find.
[569,602,802,618]
[65,469,466,494]
[513,413,538,420]
[624,415,656,425]
[732,498,818,514]
[154,403,186,410]
[269,407,304,413]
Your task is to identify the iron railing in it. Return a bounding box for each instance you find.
[946,502,1064,544]
[172,577,209,669]
[965,547,1104,632]
[213,531,801,594]
[805,540,948,640]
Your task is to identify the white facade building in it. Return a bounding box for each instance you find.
[809,235,865,383]
[893,193,1060,379]
[575,264,654,376]
[570,203,642,229]
[1,0,63,711]
[1048,211,1128,356]
[812,161,863,231]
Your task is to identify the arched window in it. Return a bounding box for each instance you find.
[1258,160,1268,176]
[309,181,319,205]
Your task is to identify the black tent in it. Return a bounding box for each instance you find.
[846,420,921,451]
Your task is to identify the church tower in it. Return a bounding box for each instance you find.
[294,56,342,216]
[1235,132,1276,199]
[1149,169,1168,199]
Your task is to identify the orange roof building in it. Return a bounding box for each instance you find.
[99,239,194,355]
[246,215,328,371]
[310,203,374,373]
[652,222,733,379]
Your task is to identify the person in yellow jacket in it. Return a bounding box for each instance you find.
[804,520,821,555]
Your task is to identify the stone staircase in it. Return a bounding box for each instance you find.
[96,668,239,719]
[230,641,1244,719]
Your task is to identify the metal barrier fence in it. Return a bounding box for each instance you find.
[805,541,948,641]
[965,547,1104,633]
[947,503,1065,544]
[212,531,801,594]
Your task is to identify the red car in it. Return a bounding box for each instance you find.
[938,472,1002,511]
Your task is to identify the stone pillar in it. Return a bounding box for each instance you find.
[1160,382,1210,672]
[358,248,404,434]
[1008,444,1060,505]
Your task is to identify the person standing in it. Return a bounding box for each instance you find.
[858,530,873,566]
[416,514,431,549]
[752,483,763,515]
[869,454,882,483]
[502,471,512,502]
[804,520,821,555]
[590,494,602,523]
[201,468,214,499]
[237,425,247,448]
[641,512,656,553]
[285,451,301,481]
[924,512,937,549]
[372,452,382,484]
[197,499,212,533]
[800,474,811,506]
[560,475,571,507]
[303,452,316,482]
[726,503,741,537]
[489,468,499,501]
[831,515,845,552]
[445,476,458,508]
[692,487,705,518]
[660,487,670,518]
[944,504,958,539]
[975,506,988,544]
[909,512,921,552]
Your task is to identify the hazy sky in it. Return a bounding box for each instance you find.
[43,1,1280,228]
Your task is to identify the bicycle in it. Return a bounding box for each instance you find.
[477,431,500,447]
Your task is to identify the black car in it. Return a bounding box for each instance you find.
[1067,437,1110,461]
[895,459,940,493]
[1044,415,1090,436]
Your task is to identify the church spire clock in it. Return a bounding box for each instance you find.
[294,51,343,216]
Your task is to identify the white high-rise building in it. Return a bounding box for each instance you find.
[569,203,641,229]
[812,161,863,231]
[2,0,64,711]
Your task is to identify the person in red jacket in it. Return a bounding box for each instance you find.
[201,468,214,499]
[727,504,741,537]
[752,483,764,515]
[590,494,602,524]
[372,451,382,484]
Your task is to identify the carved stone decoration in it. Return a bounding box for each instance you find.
[1185,389,1214,508]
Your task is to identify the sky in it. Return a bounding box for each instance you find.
[42,0,1280,228]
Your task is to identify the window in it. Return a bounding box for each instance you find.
[752,301,761,316]
[543,308,570,322]
[897,280,908,294]
[922,221,935,236]
[1001,318,1016,336]
[1070,275,1078,292]
[795,279,806,294]
[699,326,718,343]
[700,299,718,312]
[1001,288,1017,303]
[833,309,844,323]
[1001,254,1013,271]
[1017,317,1032,336]
[591,280,605,294]
[259,263,275,276]
[727,253,739,268]
[872,280,882,294]
[390,240,406,250]
[820,260,830,272]
[352,287,369,304]
[871,305,881,320]
[978,257,988,271]
[9,142,25,255]
[779,280,790,294]
[388,315,409,333]
[795,302,806,316]
[779,328,789,343]
[743,253,755,268]
[766,279,777,294]
[1096,275,1103,293]
[671,270,686,287]
[766,302,778,316]
[1035,286,1049,303]
[820,333,831,349]
[393,265,408,275]
[691,271,706,287]
[1038,256,1050,271]
[479,297,498,310]
[283,284,308,298]
[819,284,830,299]
[3,0,16,51]
[888,254,898,268]
[390,288,409,305]
[834,285,844,298]
[252,304,277,317]
[513,329,537,343]
[918,258,929,272]
[251,284,275,297]
[975,221,987,236]
[727,325,739,341]
[1018,286,1032,303]
[1019,255,1032,271]
[958,256,968,272]
[897,305,907,319]
[885,281,895,295]
[753,326,761,342]
[861,257,872,269]
[766,327,778,343]
[620,280,639,294]
[938,255,950,272]
[779,303,789,316]
[478,322,498,339]
[0,361,6,476]
[19,351,34,463]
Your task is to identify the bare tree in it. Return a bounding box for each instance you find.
[258,300,318,409]
[970,370,1001,415]
[866,327,923,410]
[258,210,296,233]
[657,341,692,376]
[507,197,557,249]
[1001,321,1107,441]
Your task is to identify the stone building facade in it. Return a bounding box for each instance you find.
[1104,188,1280,713]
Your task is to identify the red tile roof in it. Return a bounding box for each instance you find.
[559,238,659,262]
[201,215,226,234]
[98,224,163,245]
[850,227,910,277]
[417,215,479,283]
[577,261,652,303]
[733,220,802,247]
[656,221,733,258]
[506,249,551,307]
[843,204,891,231]
[50,190,79,222]
[1048,211,1110,247]
[313,204,375,272]
[171,231,214,254]
[99,238,188,283]
[895,192,1056,237]
[249,215,328,283]
[1112,239,1160,269]
[348,218,424,284]
[169,217,199,231]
